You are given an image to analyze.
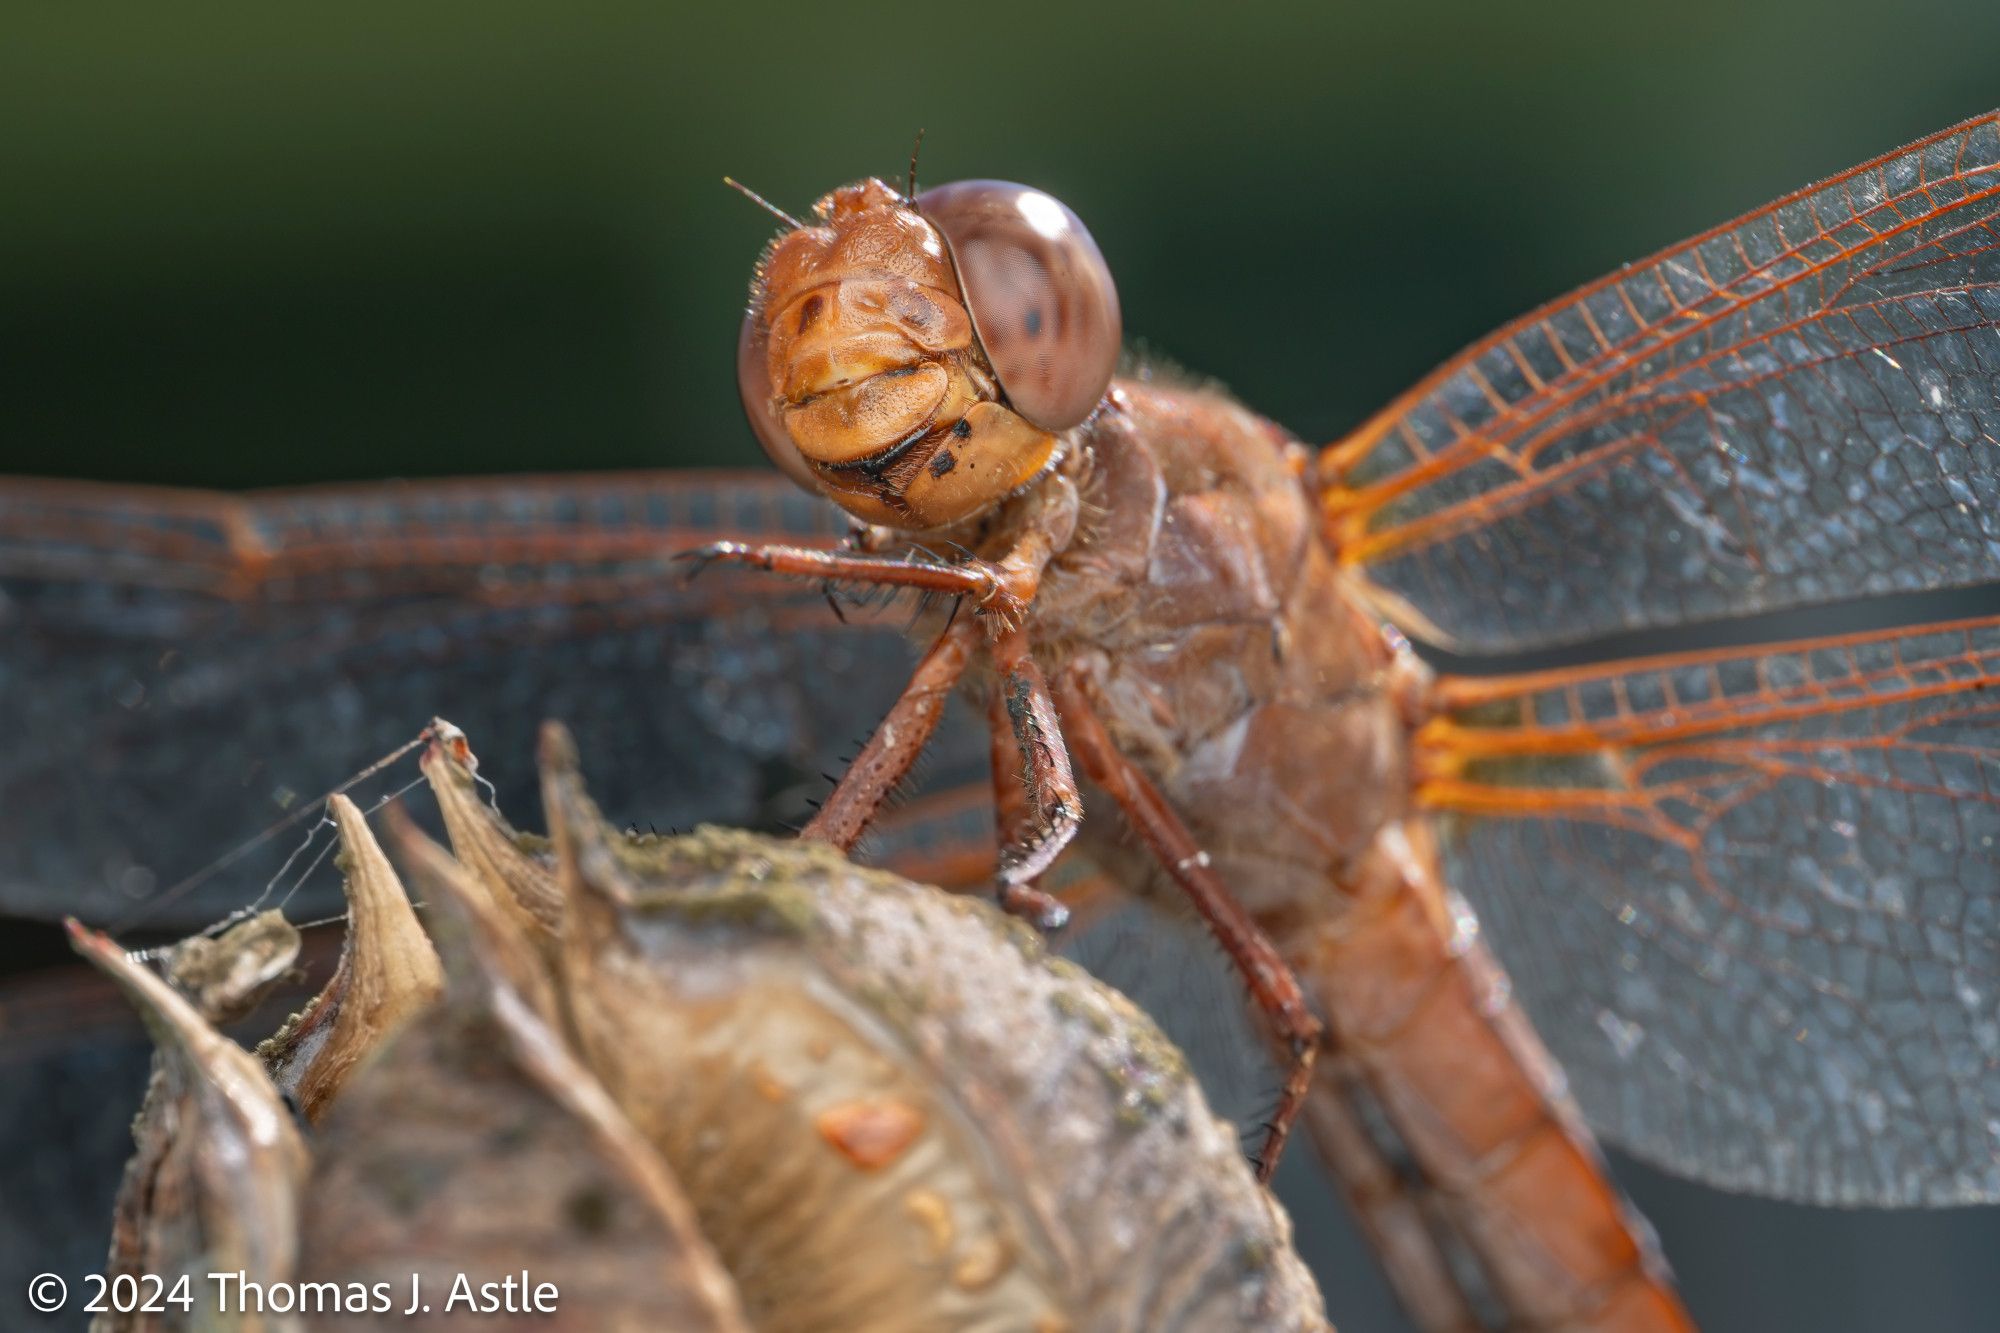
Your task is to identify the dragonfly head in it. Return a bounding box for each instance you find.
[738,176,1121,529]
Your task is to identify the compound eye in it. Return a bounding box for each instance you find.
[737,305,824,494]
[915,180,1120,431]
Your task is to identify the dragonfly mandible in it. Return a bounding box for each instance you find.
[11,110,2000,1332]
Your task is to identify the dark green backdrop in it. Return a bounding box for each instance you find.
[8,3,2000,1330]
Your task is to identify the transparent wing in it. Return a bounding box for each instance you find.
[0,472,986,927]
[1424,617,2000,1204]
[1327,111,2000,653]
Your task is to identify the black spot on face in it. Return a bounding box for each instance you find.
[951,418,972,439]
[1024,307,1043,337]
[929,449,958,478]
[797,293,825,331]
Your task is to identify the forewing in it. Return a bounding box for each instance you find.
[1328,111,2000,653]
[1424,619,2000,1204]
[0,472,985,927]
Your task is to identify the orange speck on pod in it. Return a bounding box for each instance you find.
[814,1096,925,1170]
[951,1235,1011,1292]
[903,1189,954,1257]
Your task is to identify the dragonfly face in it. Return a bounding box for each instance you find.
[737,176,1120,529]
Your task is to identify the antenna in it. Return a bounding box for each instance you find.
[905,128,927,200]
[722,176,804,229]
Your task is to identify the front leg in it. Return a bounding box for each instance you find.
[1051,661,1323,1184]
[707,529,1068,884]
[680,540,1028,625]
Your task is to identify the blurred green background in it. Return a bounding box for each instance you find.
[11,0,2000,489]
[8,2,2000,1330]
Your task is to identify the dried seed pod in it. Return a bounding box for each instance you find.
[259,794,443,1123]
[163,909,302,1025]
[292,809,750,1333]
[537,722,1329,1332]
[87,721,1331,1332]
[69,921,309,1333]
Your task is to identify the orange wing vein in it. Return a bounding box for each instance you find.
[1422,616,2000,1204]
[1326,110,2000,654]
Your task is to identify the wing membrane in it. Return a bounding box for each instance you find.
[1327,111,2000,653]
[0,473,987,926]
[1423,617,2000,1204]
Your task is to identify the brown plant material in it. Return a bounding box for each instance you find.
[70,921,310,1333]
[88,720,1329,1332]
[260,794,444,1123]
[163,910,302,1024]
[292,807,751,1333]
[421,719,564,940]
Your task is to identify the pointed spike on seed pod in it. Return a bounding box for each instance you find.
[538,720,634,914]
[67,918,308,1287]
[327,794,445,1019]
[537,716,580,776]
[266,796,444,1123]
[420,722,563,937]
[535,721,658,1006]
[379,801,561,1028]
[427,715,480,773]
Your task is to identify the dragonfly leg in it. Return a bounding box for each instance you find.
[982,625,1079,931]
[1052,662,1323,1184]
[799,616,980,852]
[700,524,1076,923]
[985,681,1038,856]
[679,541,1028,625]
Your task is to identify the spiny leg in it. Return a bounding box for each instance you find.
[983,625,1079,930]
[1052,663,1322,1184]
[800,616,979,851]
[985,680,1038,858]
[983,681,1064,928]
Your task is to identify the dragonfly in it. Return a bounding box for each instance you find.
[10,109,2000,1331]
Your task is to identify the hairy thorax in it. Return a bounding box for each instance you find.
[1016,378,1427,928]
